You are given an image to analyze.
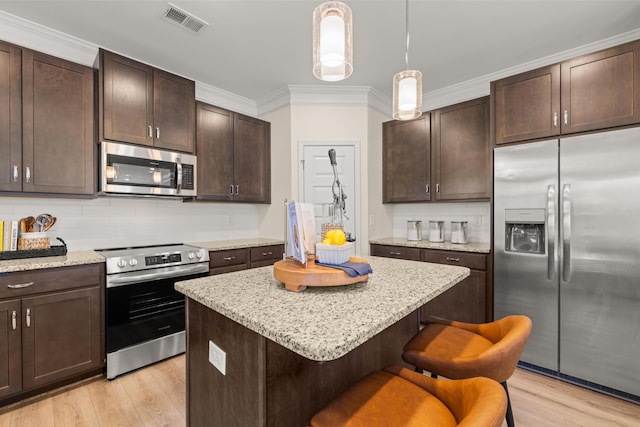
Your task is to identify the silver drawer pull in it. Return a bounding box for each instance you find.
[223,256,236,261]
[261,251,273,256]
[446,257,461,262]
[12,311,17,330]
[148,125,153,138]
[389,251,402,256]
[26,308,31,328]
[8,281,34,289]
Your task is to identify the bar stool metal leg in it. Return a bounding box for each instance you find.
[502,381,515,427]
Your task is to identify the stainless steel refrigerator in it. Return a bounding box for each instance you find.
[494,126,640,398]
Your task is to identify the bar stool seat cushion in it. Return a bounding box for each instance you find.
[311,366,507,427]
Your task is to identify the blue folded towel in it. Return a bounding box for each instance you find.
[315,260,373,277]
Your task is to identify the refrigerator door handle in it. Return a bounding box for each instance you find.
[547,185,556,280]
[562,183,572,282]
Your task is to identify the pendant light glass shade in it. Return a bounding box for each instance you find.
[313,1,353,82]
[392,0,422,120]
[393,70,422,120]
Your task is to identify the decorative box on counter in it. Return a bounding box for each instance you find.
[0,237,67,261]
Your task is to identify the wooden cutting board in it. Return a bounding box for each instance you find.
[273,257,369,292]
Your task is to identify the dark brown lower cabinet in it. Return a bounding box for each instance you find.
[209,244,284,275]
[0,264,104,405]
[370,244,489,323]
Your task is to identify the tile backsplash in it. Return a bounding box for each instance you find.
[393,202,491,243]
[1,197,260,251]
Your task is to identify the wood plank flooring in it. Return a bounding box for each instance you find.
[0,355,638,426]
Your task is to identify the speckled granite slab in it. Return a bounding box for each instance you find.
[176,256,469,362]
[0,250,105,273]
[189,238,284,251]
[370,237,490,254]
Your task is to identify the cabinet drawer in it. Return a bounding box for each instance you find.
[250,245,284,268]
[370,244,421,261]
[0,264,104,299]
[209,249,248,269]
[421,249,486,271]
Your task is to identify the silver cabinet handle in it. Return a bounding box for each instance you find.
[547,185,556,280]
[11,311,17,330]
[235,185,239,195]
[230,185,234,195]
[436,184,440,193]
[223,256,236,261]
[553,112,558,127]
[446,257,460,262]
[562,184,572,282]
[261,251,273,256]
[148,126,153,138]
[25,166,31,183]
[389,251,402,256]
[8,281,34,289]
[26,308,31,328]
[563,110,568,126]
[425,185,429,194]
[13,165,19,182]
[156,127,160,139]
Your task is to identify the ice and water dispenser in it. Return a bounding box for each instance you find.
[505,209,545,254]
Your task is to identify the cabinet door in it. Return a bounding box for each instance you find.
[383,114,431,203]
[0,299,22,399]
[233,114,271,203]
[153,68,195,153]
[250,244,284,268]
[101,49,154,147]
[433,97,490,200]
[22,50,95,194]
[561,39,640,134]
[493,64,560,144]
[21,287,102,390]
[196,102,234,201]
[420,270,486,324]
[0,41,22,193]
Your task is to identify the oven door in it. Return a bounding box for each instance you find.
[105,270,207,354]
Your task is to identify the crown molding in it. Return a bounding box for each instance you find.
[422,27,640,111]
[257,85,391,116]
[195,82,258,117]
[0,10,99,67]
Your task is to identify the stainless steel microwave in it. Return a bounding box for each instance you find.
[100,141,197,197]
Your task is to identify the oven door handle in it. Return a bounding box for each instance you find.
[106,263,209,288]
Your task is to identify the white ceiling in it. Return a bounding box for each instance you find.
[1,0,640,103]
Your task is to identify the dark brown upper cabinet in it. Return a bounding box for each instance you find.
[99,49,195,153]
[196,102,271,203]
[432,96,491,201]
[383,114,431,203]
[1,42,95,195]
[493,39,640,145]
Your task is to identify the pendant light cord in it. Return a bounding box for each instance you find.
[405,0,410,70]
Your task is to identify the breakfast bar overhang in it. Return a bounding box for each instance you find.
[176,256,470,426]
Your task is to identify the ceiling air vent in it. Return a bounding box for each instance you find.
[163,3,209,34]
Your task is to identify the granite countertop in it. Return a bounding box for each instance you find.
[189,237,284,251]
[370,237,491,254]
[175,256,469,362]
[0,250,105,274]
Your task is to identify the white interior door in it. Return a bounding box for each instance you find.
[300,143,358,248]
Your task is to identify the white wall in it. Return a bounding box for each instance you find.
[258,106,292,240]
[367,108,394,242]
[392,202,491,243]
[1,197,259,251]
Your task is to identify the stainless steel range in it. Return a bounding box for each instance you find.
[97,243,209,379]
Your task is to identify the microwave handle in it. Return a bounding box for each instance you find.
[176,158,183,194]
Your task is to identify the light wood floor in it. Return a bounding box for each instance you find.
[1,355,638,426]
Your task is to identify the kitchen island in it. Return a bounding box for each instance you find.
[176,256,469,426]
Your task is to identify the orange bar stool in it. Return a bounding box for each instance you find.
[311,365,507,427]
[402,315,532,427]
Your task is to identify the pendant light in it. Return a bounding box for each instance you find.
[313,1,353,82]
[392,0,422,120]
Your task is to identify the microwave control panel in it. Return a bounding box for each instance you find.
[182,164,194,190]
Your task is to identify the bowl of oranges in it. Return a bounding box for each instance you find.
[316,229,353,265]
